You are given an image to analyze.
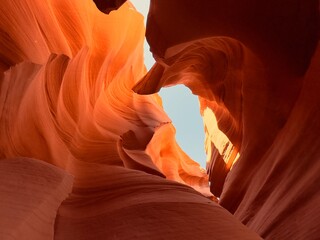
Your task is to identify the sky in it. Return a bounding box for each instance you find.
[130,0,207,168]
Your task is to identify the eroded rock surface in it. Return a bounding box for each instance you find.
[0,158,73,240]
[0,0,263,239]
[134,0,320,239]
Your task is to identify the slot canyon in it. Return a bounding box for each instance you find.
[0,0,319,239]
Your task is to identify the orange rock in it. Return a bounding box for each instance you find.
[134,1,320,239]
[0,158,73,240]
[0,0,261,239]
[2,0,318,238]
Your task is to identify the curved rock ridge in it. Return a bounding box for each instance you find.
[134,1,320,239]
[0,0,206,188]
[0,0,263,239]
[0,158,73,240]
[55,163,260,239]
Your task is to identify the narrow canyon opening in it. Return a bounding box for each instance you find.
[159,85,207,168]
[130,1,207,169]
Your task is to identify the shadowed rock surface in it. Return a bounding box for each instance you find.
[134,0,320,239]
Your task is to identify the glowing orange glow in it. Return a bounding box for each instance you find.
[203,107,240,170]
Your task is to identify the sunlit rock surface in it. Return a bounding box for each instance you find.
[0,0,262,239]
[134,0,320,239]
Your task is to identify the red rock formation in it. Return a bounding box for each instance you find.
[0,158,73,240]
[134,0,320,239]
[0,0,262,239]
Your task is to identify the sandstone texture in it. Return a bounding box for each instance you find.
[0,0,319,239]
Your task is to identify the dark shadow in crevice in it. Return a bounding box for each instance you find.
[93,0,127,14]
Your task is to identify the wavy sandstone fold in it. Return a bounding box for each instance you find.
[0,0,262,239]
[133,0,320,239]
[0,158,73,240]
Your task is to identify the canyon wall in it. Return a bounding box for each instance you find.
[0,0,262,239]
[1,0,319,239]
[134,0,320,239]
